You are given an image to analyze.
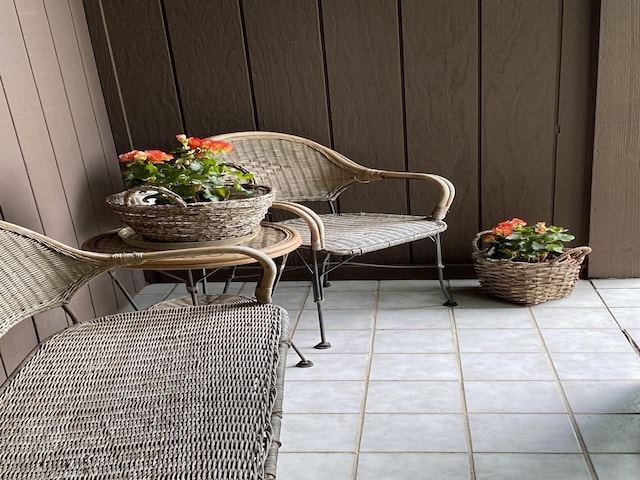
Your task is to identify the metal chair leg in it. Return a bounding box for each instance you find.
[322,253,331,287]
[186,270,199,305]
[435,233,457,307]
[223,266,237,294]
[273,253,289,295]
[290,341,314,368]
[311,250,331,349]
[108,271,141,311]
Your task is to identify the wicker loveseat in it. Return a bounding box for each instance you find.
[0,220,289,479]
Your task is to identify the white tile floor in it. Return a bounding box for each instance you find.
[131,278,640,480]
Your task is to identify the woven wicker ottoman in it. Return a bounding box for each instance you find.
[0,304,290,479]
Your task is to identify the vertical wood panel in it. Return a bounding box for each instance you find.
[554,0,595,248]
[0,0,147,375]
[164,0,255,137]
[47,0,119,232]
[0,88,41,229]
[55,0,140,310]
[16,0,114,321]
[322,0,407,263]
[17,0,96,242]
[0,319,38,376]
[71,0,123,195]
[243,0,330,143]
[589,0,640,277]
[0,0,94,322]
[72,0,145,294]
[33,310,69,343]
[0,0,75,243]
[403,0,478,263]
[322,0,405,175]
[481,0,560,228]
[99,0,182,151]
[82,0,130,155]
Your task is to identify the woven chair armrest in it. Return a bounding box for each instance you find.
[374,170,455,220]
[272,200,325,251]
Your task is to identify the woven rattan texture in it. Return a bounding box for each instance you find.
[105,185,275,242]
[0,229,108,336]
[472,232,591,305]
[85,223,291,256]
[282,213,448,256]
[215,137,358,202]
[150,294,252,309]
[0,303,289,479]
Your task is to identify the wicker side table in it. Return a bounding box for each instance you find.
[82,222,301,307]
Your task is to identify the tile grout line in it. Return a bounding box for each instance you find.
[450,304,477,480]
[527,306,600,480]
[350,281,381,480]
[283,283,313,337]
[589,281,640,358]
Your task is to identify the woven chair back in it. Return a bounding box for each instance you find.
[0,223,111,336]
[212,131,377,202]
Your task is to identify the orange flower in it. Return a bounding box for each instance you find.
[118,150,145,162]
[186,136,204,149]
[493,221,513,236]
[535,222,547,233]
[118,149,172,163]
[492,218,528,236]
[204,139,234,154]
[118,134,241,203]
[145,150,173,163]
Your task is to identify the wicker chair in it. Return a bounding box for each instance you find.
[212,131,457,349]
[0,220,288,479]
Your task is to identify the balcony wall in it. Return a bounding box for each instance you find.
[589,0,640,277]
[0,0,143,378]
[82,0,598,269]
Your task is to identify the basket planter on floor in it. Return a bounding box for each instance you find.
[105,185,275,243]
[472,230,591,305]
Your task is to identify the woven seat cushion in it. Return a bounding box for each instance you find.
[0,304,288,479]
[282,213,448,256]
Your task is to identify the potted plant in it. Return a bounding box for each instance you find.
[105,134,275,243]
[472,218,591,305]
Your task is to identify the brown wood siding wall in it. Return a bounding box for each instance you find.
[590,0,640,277]
[0,0,143,378]
[83,0,597,269]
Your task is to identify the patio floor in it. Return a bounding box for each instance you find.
[131,278,640,480]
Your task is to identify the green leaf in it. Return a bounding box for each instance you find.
[531,241,545,250]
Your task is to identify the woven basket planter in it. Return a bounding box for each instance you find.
[472,231,591,305]
[105,185,275,242]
